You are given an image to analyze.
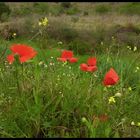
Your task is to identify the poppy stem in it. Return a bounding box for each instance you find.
[14,55,22,95]
[15,63,21,95]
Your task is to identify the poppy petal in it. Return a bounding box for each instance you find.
[57,58,67,62]
[19,51,37,63]
[61,50,73,58]
[7,54,15,64]
[87,66,97,72]
[103,68,119,86]
[80,63,88,71]
[98,114,108,122]
[87,57,97,66]
[10,44,36,56]
[68,57,78,63]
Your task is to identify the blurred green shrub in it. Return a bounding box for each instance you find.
[118,2,140,15]
[95,4,112,14]
[33,3,49,15]
[66,7,80,15]
[67,39,93,55]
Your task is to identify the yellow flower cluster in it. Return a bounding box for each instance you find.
[108,96,116,104]
[38,17,48,27]
[131,121,140,127]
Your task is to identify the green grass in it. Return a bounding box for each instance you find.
[0,36,140,138]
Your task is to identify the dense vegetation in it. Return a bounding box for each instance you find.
[0,2,140,138]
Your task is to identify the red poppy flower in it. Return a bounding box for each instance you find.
[80,64,88,71]
[103,68,119,86]
[80,57,97,72]
[98,114,108,122]
[68,57,78,63]
[61,50,73,59]
[7,54,15,64]
[57,50,78,63]
[87,57,97,66]
[7,44,37,64]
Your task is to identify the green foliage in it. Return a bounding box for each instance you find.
[11,7,32,17]
[118,2,140,15]
[0,37,140,137]
[95,4,112,14]
[66,7,80,15]
[33,3,49,15]
[67,39,93,55]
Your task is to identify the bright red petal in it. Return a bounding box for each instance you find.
[61,50,73,58]
[68,57,78,63]
[87,57,97,66]
[10,44,36,57]
[87,66,97,72]
[57,58,67,62]
[19,51,37,63]
[103,68,119,86]
[80,63,88,71]
[7,54,15,64]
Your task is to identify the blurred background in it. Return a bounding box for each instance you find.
[0,2,140,54]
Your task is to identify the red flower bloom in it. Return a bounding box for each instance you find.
[7,54,15,64]
[80,57,97,72]
[87,57,97,66]
[98,114,109,122]
[80,64,88,71]
[103,68,119,86]
[7,44,37,64]
[61,50,73,59]
[57,50,78,63]
[69,57,78,63]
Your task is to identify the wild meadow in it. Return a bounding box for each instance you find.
[0,2,140,138]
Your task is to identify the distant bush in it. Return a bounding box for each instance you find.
[11,7,32,17]
[0,3,11,22]
[60,2,72,9]
[95,4,112,14]
[118,2,140,15]
[66,7,80,15]
[33,3,49,15]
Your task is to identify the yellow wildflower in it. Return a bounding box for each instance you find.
[136,67,139,70]
[128,87,132,91]
[38,17,48,27]
[137,122,140,127]
[127,46,131,50]
[131,121,135,126]
[108,96,116,104]
[133,46,137,52]
[38,22,42,26]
